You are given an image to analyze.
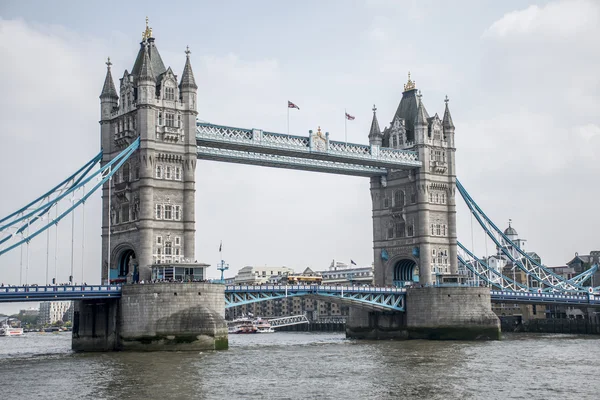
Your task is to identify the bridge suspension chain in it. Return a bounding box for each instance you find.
[456,179,592,293]
[0,138,140,258]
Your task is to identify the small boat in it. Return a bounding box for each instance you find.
[0,318,24,337]
[254,318,275,333]
[227,316,274,334]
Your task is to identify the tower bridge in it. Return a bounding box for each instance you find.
[2,20,599,350]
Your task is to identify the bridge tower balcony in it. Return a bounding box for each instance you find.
[156,125,184,143]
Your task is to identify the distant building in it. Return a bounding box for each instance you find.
[38,301,73,325]
[234,266,295,285]
[318,260,374,285]
[19,307,39,317]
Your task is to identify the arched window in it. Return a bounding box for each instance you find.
[156,165,162,179]
[158,112,162,126]
[394,190,404,208]
[122,163,130,182]
[165,166,171,180]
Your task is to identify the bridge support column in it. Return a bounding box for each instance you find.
[346,286,500,340]
[72,283,228,351]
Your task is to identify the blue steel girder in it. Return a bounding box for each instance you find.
[196,122,421,175]
[0,285,122,302]
[224,285,406,311]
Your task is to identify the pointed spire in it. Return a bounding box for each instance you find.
[443,95,455,129]
[180,46,198,90]
[100,57,118,100]
[414,90,428,126]
[369,104,382,138]
[138,42,155,82]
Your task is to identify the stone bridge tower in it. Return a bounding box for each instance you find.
[370,74,457,286]
[99,20,198,283]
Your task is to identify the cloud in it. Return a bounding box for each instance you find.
[484,0,600,39]
[456,0,600,267]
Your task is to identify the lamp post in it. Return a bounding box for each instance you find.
[217,259,229,283]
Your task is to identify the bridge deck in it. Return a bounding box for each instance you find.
[1,285,598,308]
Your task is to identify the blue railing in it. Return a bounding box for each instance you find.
[0,285,122,302]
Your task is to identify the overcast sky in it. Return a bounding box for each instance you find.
[1,0,599,313]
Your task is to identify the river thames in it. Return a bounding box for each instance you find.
[1,332,599,399]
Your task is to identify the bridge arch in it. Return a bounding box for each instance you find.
[390,257,419,287]
[110,243,138,283]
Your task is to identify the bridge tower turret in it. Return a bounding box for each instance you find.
[370,73,458,286]
[99,20,199,283]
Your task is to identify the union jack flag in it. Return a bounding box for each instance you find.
[288,101,300,110]
[345,112,355,120]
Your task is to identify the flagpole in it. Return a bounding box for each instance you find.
[344,108,347,145]
[287,104,290,135]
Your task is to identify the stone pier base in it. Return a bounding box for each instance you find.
[346,286,500,340]
[72,283,228,351]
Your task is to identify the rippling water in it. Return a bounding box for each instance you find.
[1,332,599,399]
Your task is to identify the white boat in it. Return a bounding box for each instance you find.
[226,316,275,334]
[254,318,275,333]
[0,318,24,337]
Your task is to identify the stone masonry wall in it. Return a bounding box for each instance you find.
[406,286,500,340]
[118,282,228,350]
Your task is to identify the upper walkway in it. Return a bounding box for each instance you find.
[196,122,421,176]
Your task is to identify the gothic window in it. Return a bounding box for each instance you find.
[442,225,446,236]
[175,167,181,180]
[175,248,180,256]
[387,226,394,239]
[165,166,171,180]
[134,167,140,180]
[175,237,180,246]
[121,203,130,223]
[429,192,433,203]
[174,205,181,220]
[164,205,173,220]
[158,112,163,126]
[157,247,162,256]
[165,87,175,101]
[407,224,414,237]
[156,165,162,179]
[156,204,163,219]
[436,224,441,236]
[441,193,446,204]
[122,163,130,182]
[157,236,162,245]
[114,125,117,135]
[165,242,172,256]
[391,135,397,148]
[410,190,416,204]
[395,221,405,238]
[431,224,435,235]
[434,193,439,203]
[393,190,404,208]
[166,113,175,127]
[115,209,120,224]
[383,197,389,208]
[177,114,181,128]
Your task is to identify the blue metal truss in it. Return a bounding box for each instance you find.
[456,179,591,293]
[490,290,600,307]
[224,285,406,311]
[0,285,122,302]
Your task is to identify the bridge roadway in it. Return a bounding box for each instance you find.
[2,285,600,309]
